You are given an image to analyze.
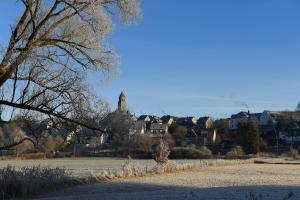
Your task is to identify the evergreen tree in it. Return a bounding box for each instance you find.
[237,118,263,154]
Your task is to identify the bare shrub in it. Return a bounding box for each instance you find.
[130,134,156,152]
[0,165,79,198]
[37,135,65,155]
[171,126,187,141]
[226,145,245,159]
[286,148,299,160]
[0,123,34,156]
[163,133,175,147]
[198,146,213,156]
[89,136,103,151]
[89,157,147,182]
[154,139,170,165]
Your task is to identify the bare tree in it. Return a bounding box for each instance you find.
[101,111,135,150]
[0,0,141,149]
[0,123,34,153]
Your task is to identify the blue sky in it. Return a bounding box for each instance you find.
[1,0,300,118]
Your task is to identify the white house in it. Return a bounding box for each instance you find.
[229,112,250,130]
[229,111,263,130]
[260,111,280,126]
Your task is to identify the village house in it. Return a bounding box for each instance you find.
[229,111,262,130]
[185,128,217,146]
[278,122,300,143]
[229,111,251,130]
[137,115,161,131]
[137,115,152,122]
[260,110,300,126]
[160,115,176,126]
[197,117,214,129]
[150,123,169,134]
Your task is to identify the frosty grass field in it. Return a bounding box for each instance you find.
[1,158,300,200]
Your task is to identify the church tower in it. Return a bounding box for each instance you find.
[118,92,127,112]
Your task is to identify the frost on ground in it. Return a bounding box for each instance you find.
[25,159,300,200]
[0,158,157,178]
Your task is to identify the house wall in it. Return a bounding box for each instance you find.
[192,118,198,125]
[167,118,174,126]
[205,118,214,128]
[150,126,168,134]
[229,117,248,130]
[260,111,275,126]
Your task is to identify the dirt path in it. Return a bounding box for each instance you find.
[35,163,300,200]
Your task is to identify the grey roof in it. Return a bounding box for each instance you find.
[265,111,300,121]
[137,115,162,124]
[138,115,150,121]
[161,115,176,123]
[198,116,213,123]
[231,112,249,119]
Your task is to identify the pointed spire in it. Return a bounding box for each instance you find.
[120,91,125,97]
[118,91,127,112]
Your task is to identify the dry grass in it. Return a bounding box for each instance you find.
[0,165,82,199]
[0,158,255,198]
[88,158,254,182]
[226,145,245,159]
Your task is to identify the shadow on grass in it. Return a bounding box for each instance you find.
[34,183,300,200]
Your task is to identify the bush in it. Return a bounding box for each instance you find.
[226,146,245,159]
[170,146,213,159]
[171,126,187,141]
[198,146,212,155]
[286,148,299,159]
[38,135,65,154]
[154,139,170,164]
[0,123,34,156]
[0,165,78,198]
[130,134,156,153]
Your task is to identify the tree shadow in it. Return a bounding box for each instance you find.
[35,182,300,200]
